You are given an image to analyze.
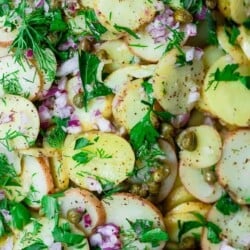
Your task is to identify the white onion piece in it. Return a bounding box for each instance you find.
[49,242,62,250]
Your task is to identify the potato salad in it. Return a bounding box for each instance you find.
[0,0,250,249]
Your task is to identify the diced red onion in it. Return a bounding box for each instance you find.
[0,209,12,222]
[154,1,165,12]
[185,23,197,37]
[38,105,52,123]
[195,6,207,20]
[49,242,62,250]
[95,116,114,133]
[82,213,92,228]
[0,112,14,125]
[56,55,79,77]
[194,47,204,60]
[57,77,67,90]
[54,92,68,109]
[185,47,195,62]
[97,223,120,236]
[58,38,78,51]
[204,116,215,126]
[90,233,103,246]
[0,190,5,200]
[171,113,190,128]
[34,0,44,8]
[85,177,103,194]
[187,91,200,104]
[25,48,33,59]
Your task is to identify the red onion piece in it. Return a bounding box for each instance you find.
[185,23,197,37]
[0,190,5,200]
[82,213,92,228]
[34,0,45,8]
[58,38,78,51]
[56,55,79,77]
[0,209,12,222]
[85,177,103,194]
[195,6,207,20]
[171,113,190,128]
[25,48,33,59]
[49,242,62,250]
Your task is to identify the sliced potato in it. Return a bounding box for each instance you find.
[126,30,167,62]
[217,26,248,64]
[93,0,156,33]
[98,39,139,73]
[152,48,204,115]
[201,205,250,249]
[19,147,60,158]
[164,201,211,242]
[21,156,54,209]
[179,160,224,203]
[202,55,250,127]
[0,55,42,100]
[202,45,225,70]
[0,94,40,150]
[49,156,69,191]
[216,130,250,204]
[238,25,250,60]
[0,46,9,57]
[104,64,156,93]
[164,185,197,212]
[112,79,154,131]
[79,0,94,8]
[62,132,135,190]
[178,125,222,168]
[102,192,166,249]
[58,188,106,235]
[157,140,178,202]
[13,217,89,250]
[230,0,250,24]
[217,0,232,19]
[0,28,18,47]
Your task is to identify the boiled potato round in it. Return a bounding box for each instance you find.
[152,48,204,115]
[62,132,135,190]
[202,55,250,127]
[0,94,40,150]
[178,125,222,168]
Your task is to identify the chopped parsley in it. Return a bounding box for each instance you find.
[114,24,139,39]
[178,212,222,244]
[206,10,218,45]
[22,241,47,250]
[215,194,240,215]
[121,219,168,248]
[207,64,250,90]
[224,21,240,45]
[46,117,69,149]
[78,51,113,110]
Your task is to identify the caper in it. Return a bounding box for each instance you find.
[130,184,141,195]
[179,237,196,249]
[174,9,193,24]
[177,130,197,151]
[67,208,82,224]
[203,169,217,184]
[139,184,149,197]
[161,123,174,140]
[147,181,161,195]
[205,0,217,9]
[73,93,84,108]
[153,168,166,183]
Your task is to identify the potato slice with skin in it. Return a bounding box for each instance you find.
[126,30,167,62]
[217,0,232,19]
[21,155,54,209]
[0,28,18,47]
[13,217,89,250]
[217,26,248,64]
[238,26,250,60]
[202,45,225,70]
[49,156,69,191]
[58,188,106,236]
[230,0,250,24]
[0,94,40,150]
[93,0,156,33]
[178,125,222,168]
[179,160,224,203]
[102,192,166,250]
[201,205,250,250]
[112,79,153,131]
[164,201,211,242]
[164,185,197,212]
[157,140,178,202]
[152,48,204,115]
[98,40,140,73]
[216,130,250,205]
[63,132,135,190]
[104,64,156,93]
[79,0,94,8]
[0,55,42,100]
[202,55,250,127]
[18,147,61,158]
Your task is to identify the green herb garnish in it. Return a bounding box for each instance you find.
[215,193,240,215]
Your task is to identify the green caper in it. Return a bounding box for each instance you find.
[179,237,196,249]
[203,169,217,184]
[177,130,197,151]
[130,184,141,195]
[147,181,161,195]
[174,9,193,23]
[67,208,82,224]
[153,168,166,183]
[161,123,174,140]
[205,0,217,9]
[73,93,84,108]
